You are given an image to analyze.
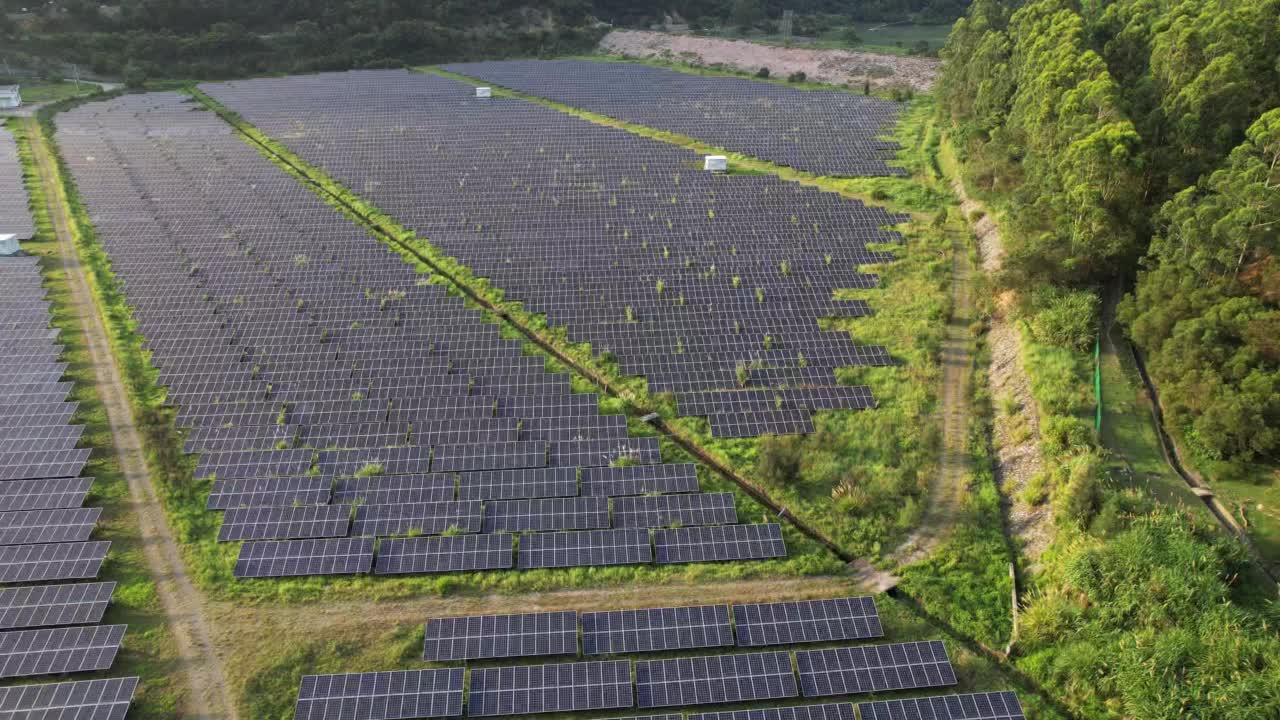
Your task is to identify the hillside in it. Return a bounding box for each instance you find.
[0,0,969,80]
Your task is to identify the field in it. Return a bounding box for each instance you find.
[2,56,1064,719]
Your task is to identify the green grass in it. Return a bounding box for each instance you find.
[7,81,103,103]
[5,118,185,717]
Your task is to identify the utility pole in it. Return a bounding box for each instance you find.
[72,64,81,89]
[781,9,794,44]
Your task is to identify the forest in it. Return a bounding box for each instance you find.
[940,0,1279,476]
[1,0,968,80]
[939,1,1280,717]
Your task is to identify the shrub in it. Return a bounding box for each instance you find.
[756,67,770,78]
[1040,414,1093,457]
[1023,286,1099,351]
[756,434,805,486]
[787,71,807,83]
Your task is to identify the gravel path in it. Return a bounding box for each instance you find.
[600,30,941,91]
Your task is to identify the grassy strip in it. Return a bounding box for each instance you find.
[896,265,1015,651]
[6,118,184,717]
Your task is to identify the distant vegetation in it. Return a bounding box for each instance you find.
[0,1,969,80]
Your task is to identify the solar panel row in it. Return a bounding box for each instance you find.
[423,596,883,662]
[234,523,787,578]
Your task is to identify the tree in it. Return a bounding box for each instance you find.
[123,61,148,89]
[730,0,764,30]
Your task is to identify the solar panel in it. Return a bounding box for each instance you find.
[332,474,455,505]
[0,624,126,678]
[582,605,733,655]
[294,668,463,720]
[612,493,737,528]
[0,508,103,546]
[0,542,110,584]
[482,497,609,533]
[374,533,512,574]
[430,441,546,473]
[733,597,883,647]
[217,505,351,542]
[457,467,577,501]
[234,537,374,578]
[0,478,93,512]
[351,501,481,536]
[635,650,798,708]
[518,529,652,569]
[0,581,115,630]
[690,703,855,720]
[206,477,331,510]
[795,641,957,697]
[0,676,139,720]
[580,464,700,497]
[858,692,1026,720]
[654,524,786,563]
[422,611,577,661]
[467,659,633,717]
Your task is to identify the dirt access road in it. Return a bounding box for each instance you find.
[24,117,238,720]
[600,30,941,91]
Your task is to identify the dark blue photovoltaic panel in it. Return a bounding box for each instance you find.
[690,704,855,720]
[423,611,577,661]
[467,660,632,717]
[234,538,374,578]
[795,641,957,697]
[294,668,463,720]
[518,529,651,569]
[635,651,798,708]
[654,524,786,563]
[0,676,139,719]
[375,534,512,575]
[733,596,883,647]
[858,692,1026,720]
[582,605,732,655]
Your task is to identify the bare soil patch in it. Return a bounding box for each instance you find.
[600,30,941,91]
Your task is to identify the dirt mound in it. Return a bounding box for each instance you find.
[599,30,941,92]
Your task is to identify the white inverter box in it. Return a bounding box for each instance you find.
[704,155,728,173]
[475,87,492,99]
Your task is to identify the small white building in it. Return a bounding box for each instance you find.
[704,155,728,173]
[0,86,21,110]
[475,87,491,99]
[0,234,20,257]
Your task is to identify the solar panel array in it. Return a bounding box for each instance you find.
[442,60,905,178]
[56,91,788,579]
[858,692,1026,720]
[0,234,131,704]
[301,595,1022,718]
[200,70,897,439]
[0,126,36,239]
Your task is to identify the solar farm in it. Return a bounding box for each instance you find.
[0,127,140,716]
[0,58,1023,720]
